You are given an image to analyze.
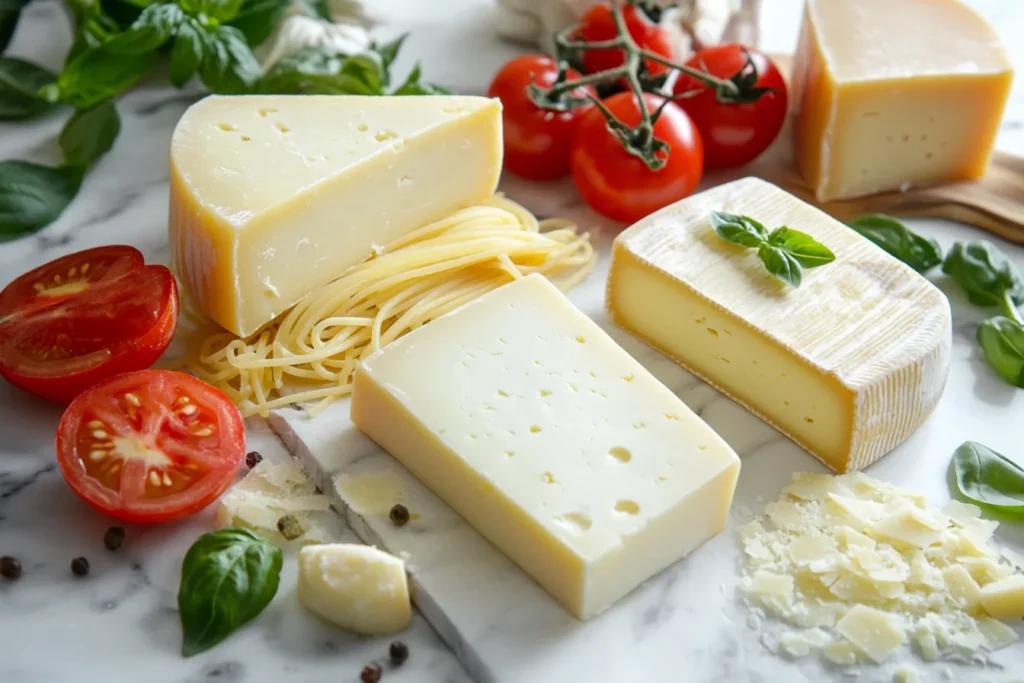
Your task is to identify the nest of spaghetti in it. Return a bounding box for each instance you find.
[186,196,597,417]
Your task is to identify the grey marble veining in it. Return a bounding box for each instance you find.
[1,0,1023,681]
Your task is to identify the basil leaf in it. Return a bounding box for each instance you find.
[758,244,802,287]
[259,48,384,95]
[0,0,32,53]
[951,441,1024,518]
[0,161,84,240]
[169,19,204,87]
[58,46,155,109]
[391,62,450,96]
[199,26,260,94]
[178,527,282,657]
[0,56,57,120]
[849,213,942,273]
[104,3,184,55]
[711,210,767,248]
[59,100,120,167]
[942,240,1024,308]
[977,316,1024,388]
[768,226,835,268]
[227,0,289,47]
[374,33,407,76]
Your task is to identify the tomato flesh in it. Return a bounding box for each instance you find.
[0,246,178,402]
[56,370,245,524]
[487,54,594,181]
[673,45,788,169]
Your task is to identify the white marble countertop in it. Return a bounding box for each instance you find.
[1,1,1022,682]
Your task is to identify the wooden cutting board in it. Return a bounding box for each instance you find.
[738,55,1024,244]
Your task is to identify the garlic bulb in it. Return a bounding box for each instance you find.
[255,0,373,73]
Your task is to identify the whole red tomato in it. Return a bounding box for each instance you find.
[673,45,788,169]
[570,92,703,224]
[577,3,676,77]
[487,55,594,181]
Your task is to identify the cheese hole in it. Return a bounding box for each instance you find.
[275,123,290,133]
[541,471,555,483]
[241,136,251,142]
[575,336,586,344]
[567,383,578,392]
[698,444,708,451]
[632,422,646,430]
[257,108,277,117]
[664,413,679,420]
[885,135,893,142]
[621,374,634,382]
[498,389,509,397]
[902,134,910,143]
[540,389,552,397]
[707,328,719,337]
[557,512,592,532]
[398,175,414,187]
[505,450,514,458]
[615,500,640,515]
[374,129,399,142]
[925,152,933,160]
[804,417,815,424]
[498,337,507,344]
[530,425,542,433]
[356,123,369,131]
[216,122,237,131]
[589,371,596,378]
[920,134,927,141]
[608,446,632,463]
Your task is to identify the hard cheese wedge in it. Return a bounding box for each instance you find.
[351,274,741,619]
[170,95,502,337]
[607,178,951,473]
[791,0,1013,201]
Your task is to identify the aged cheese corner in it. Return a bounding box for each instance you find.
[607,177,952,474]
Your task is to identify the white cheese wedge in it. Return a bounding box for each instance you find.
[351,274,741,619]
[980,575,1024,620]
[170,94,502,336]
[297,544,412,636]
[791,0,1013,201]
[607,177,951,473]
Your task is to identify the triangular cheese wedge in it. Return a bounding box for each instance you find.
[170,95,502,336]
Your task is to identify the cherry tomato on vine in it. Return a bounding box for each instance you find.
[570,92,703,224]
[56,369,244,524]
[673,45,788,169]
[577,2,676,78]
[0,246,178,403]
[487,55,595,180]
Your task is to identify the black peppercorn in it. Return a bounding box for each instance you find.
[388,641,409,666]
[103,526,126,551]
[1,555,21,579]
[245,451,262,469]
[360,662,382,683]
[71,556,90,577]
[389,504,410,527]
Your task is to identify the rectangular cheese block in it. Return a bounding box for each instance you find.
[170,95,502,337]
[351,274,741,619]
[791,0,1013,202]
[607,178,952,473]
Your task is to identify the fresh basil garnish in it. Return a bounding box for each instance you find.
[712,211,835,287]
[59,99,120,167]
[942,240,1024,308]
[849,213,942,273]
[950,442,1024,519]
[177,527,283,657]
[0,57,58,120]
[0,161,84,241]
[977,316,1024,388]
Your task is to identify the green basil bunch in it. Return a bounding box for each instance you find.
[0,0,447,241]
[711,210,835,287]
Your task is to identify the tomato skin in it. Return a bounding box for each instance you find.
[570,92,703,224]
[56,369,244,524]
[0,246,178,403]
[673,45,788,169]
[487,55,594,180]
[578,3,676,77]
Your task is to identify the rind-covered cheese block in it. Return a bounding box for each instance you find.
[607,178,951,473]
[791,0,1013,202]
[352,274,741,619]
[170,95,502,337]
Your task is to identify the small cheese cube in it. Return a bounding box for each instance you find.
[607,178,951,473]
[791,0,1013,201]
[352,274,741,619]
[170,95,502,336]
[835,605,906,663]
[297,544,412,636]
[980,575,1024,620]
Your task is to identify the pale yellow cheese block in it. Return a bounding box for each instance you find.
[607,178,952,473]
[169,95,502,337]
[791,0,1014,202]
[351,274,740,619]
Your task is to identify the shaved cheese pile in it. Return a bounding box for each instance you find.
[738,472,1024,667]
[216,460,337,545]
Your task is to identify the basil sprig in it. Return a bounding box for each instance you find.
[849,213,942,273]
[950,442,1024,519]
[178,527,283,657]
[711,211,835,287]
[0,0,447,240]
[943,240,1024,388]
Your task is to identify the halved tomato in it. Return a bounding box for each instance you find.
[56,370,245,524]
[0,246,178,402]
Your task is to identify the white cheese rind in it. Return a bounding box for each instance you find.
[169,94,502,336]
[297,543,412,636]
[351,274,741,619]
[607,177,952,473]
